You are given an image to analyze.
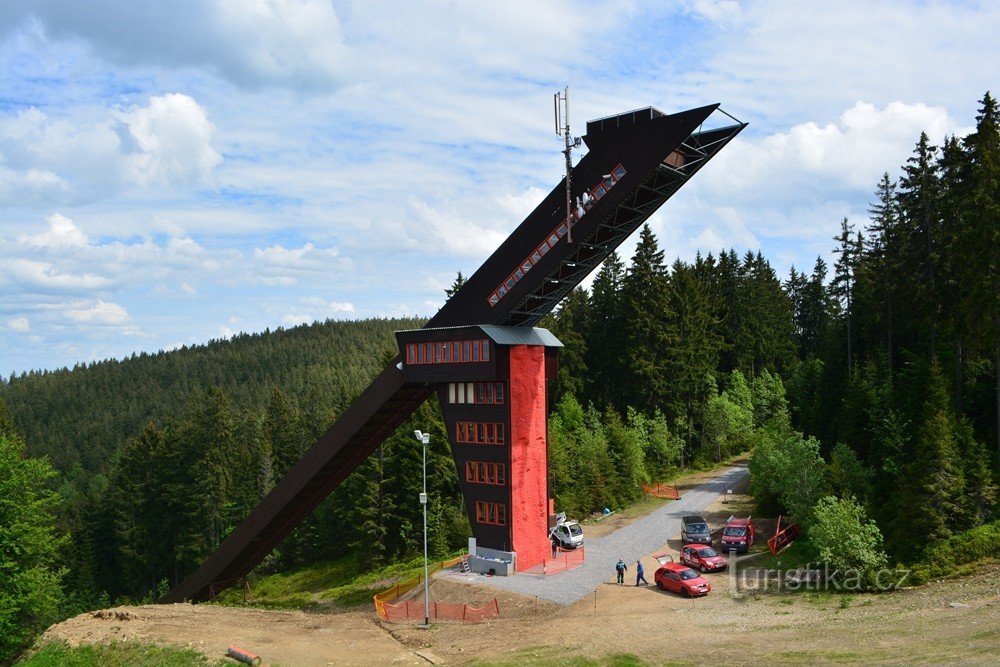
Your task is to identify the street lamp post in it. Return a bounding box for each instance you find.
[414,430,431,628]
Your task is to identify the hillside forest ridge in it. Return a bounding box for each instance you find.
[0,92,997,664]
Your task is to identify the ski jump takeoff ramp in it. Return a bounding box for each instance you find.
[162,102,746,603]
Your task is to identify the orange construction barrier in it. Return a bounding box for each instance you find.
[643,483,681,500]
[767,515,801,555]
[373,555,500,622]
[381,598,500,622]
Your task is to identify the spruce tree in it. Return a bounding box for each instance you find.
[898,132,942,358]
[588,251,626,409]
[620,225,673,414]
[891,365,965,559]
[962,92,1000,466]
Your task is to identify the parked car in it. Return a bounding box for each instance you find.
[680,544,727,573]
[680,514,712,545]
[653,557,712,597]
[719,515,755,554]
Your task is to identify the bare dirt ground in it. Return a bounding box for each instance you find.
[39,465,1000,666]
[41,563,1000,666]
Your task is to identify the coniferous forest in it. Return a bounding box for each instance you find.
[1,92,997,662]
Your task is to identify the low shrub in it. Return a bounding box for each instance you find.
[907,520,1000,585]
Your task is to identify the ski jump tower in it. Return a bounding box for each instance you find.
[163,101,746,601]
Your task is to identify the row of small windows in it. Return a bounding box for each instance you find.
[405,339,491,365]
[455,421,505,445]
[448,382,505,405]
[466,461,506,486]
[475,501,507,526]
[488,163,627,307]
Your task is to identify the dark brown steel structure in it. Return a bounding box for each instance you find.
[162,102,746,603]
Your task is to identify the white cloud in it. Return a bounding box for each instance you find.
[7,317,30,332]
[690,100,966,243]
[65,300,130,325]
[0,0,351,89]
[5,258,114,292]
[329,301,355,314]
[0,95,220,206]
[281,312,312,326]
[18,212,88,247]
[116,94,222,187]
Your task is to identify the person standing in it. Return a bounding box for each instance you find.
[615,558,627,585]
[635,559,648,586]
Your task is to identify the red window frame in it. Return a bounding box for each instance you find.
[475,501,507,525]
[455,421,505,444]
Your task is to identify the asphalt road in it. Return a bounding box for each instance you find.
[453,463,749,606]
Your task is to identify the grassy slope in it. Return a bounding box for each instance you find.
[216,553,442,610]
[18,641,224,666]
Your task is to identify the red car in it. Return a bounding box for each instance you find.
[653,557,712,597]
[680,544,727,573]
[720,515,755,554]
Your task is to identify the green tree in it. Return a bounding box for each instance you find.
[0,431,67,662]
[890,365,966,559]
[810,496,887,575]
[748,425,828,524]
[827,442,873,504]
[961,92,999,465]
[587,251,626,409]
[662,260,723,431]
[603,407,646,504]
[620,225,673,414]
[549,287,590,399]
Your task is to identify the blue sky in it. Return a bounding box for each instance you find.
[1,0,996,377]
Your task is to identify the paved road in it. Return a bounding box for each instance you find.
[449,463,749,606]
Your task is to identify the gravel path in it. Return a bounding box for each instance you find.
[449,463,749,605]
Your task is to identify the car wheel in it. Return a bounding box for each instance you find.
[656,580,664,590]
[701,565,708,573]
[682,588,691,598]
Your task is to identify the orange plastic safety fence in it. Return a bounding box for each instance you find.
[642,483,680,499]
[374,555,493,622]
[521,546,586,575]
[381,598,500,622]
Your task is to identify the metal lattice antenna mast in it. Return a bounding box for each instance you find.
[554,87,579,243]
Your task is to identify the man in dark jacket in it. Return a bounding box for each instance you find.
[615,558,627,584]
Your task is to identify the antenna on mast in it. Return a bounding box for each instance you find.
[554,87,581,244]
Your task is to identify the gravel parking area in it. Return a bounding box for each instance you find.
[448,463,749,605]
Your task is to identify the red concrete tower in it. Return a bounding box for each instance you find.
[395,325,560,574]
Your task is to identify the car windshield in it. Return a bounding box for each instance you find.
[568,524,583,536]
[724,527,747,536]
[679,569,699,580]
[698,548,718,558]
[687,523,708,533]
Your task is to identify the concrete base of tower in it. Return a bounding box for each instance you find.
[468,547,516,576]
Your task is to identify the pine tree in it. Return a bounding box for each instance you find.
[831,218,861,378]
[961,92,1000,466]
[620,225,673,414]
[863,172,902,378]
[549,287,590,399]
[444,271,467,299]
[898,132,942,358]
[588,251,625,409]
[662,260,723,433]
[891,365,965,559]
